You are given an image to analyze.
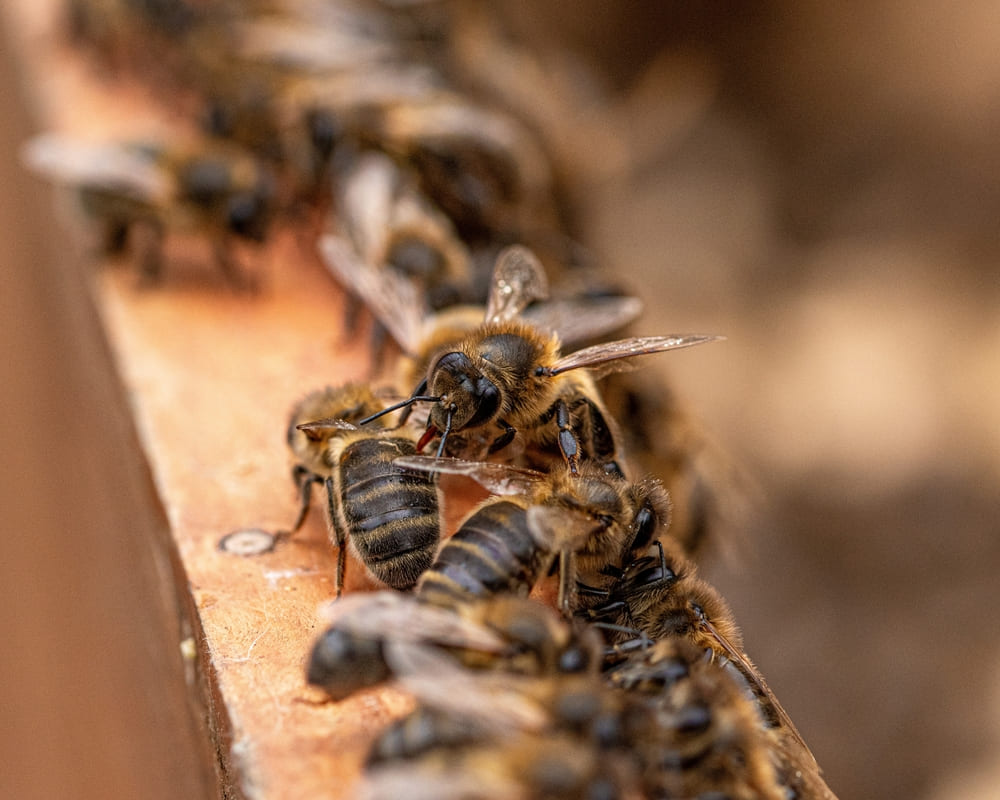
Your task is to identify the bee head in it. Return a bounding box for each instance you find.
[428,351,501,431]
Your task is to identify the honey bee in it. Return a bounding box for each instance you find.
[334,150,472,311]
[286,383,440,594]
[325,92,561,244]
[586,540,837,798]
[22,132,276,286]
[356,609,646,800]
[359,730,643,800]
[355,245,719,473]
[306,591,600,703]
[395,455,670,612]
[606,637,788,800]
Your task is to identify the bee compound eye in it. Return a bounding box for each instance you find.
[465,378,500,428]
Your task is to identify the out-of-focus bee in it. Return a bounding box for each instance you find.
[356,605,647,800]
[607,636,788,800]
[334,150,472,311]
[586,540,837,798]
[395,455,669,612]
[359,727,643,800]
[22,132,277,286]
[354,245,719,473]
[357,94,561,243]
[326,149,474,365]
[306,592,600,703]
[64,0,214,78]
[286,382,440,594]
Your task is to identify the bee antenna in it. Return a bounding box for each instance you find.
[434,405,455,458]
[357,394,440,426]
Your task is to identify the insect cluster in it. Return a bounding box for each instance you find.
[32,1,838,798]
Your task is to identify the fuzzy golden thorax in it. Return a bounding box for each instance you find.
[426,320,561,433]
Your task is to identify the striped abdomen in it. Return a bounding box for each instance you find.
[337,436,439,589]
[417,500,545,608]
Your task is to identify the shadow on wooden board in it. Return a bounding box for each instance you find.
[0,21,218,800]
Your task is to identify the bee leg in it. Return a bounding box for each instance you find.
[567,395,622,475]
[288,465,319,534]
[575,581,610,600]
[556,549,577,613]
[213,237,256,291]
[102,217,130,256]
[487,420,517,454]
[325,476,347,596]
[134,220,165,285]
[553,400,581,475]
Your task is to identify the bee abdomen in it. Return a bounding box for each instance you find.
[417,501,542,606]
[339,437,440,589]
[366,707,482,767]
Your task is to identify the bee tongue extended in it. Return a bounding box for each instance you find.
[416,425,439,452]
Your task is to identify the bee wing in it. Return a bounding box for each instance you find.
[548,334,724,378]
[319,234,425,355]
[21,133,173,202]
[522,295,643,348]
[387,641,549,734]
[236,18,395,72]
[320,591,507,653]
[703,619,818,767]
[296,416,359,434]
[394,455,545,496]
[483,245,550,325]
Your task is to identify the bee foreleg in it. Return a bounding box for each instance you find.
[487,420,517,454]
[212,237,256,291]
[288,465,320,533]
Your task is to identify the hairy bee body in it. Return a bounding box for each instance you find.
[400,459,670,613]
[416,499,540,608]
[327,433,439,590]
[588,543,838,799]
[365,706,488,767]
[287,383,439,593]
[23,133,276,285]
[609,638,786,800]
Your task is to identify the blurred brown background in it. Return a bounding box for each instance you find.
[2,2,998,800]
[516,3,1000,799]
